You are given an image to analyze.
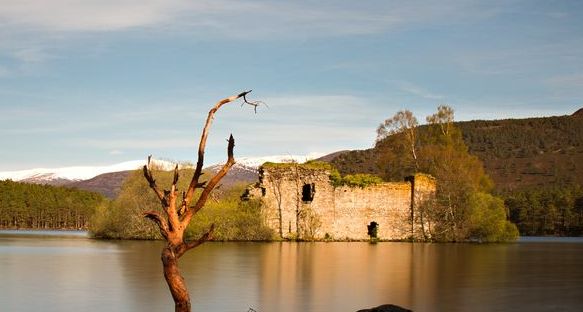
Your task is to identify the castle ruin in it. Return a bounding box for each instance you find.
[245,163,436,241]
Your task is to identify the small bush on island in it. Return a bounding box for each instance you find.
[89,168,274,240]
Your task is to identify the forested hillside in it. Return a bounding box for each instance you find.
[458,114,583,190]
[329,110,583,236]
[0,180,107,229]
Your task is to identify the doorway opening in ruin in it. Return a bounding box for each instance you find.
[302,183,315,203]
[367,221,378,239]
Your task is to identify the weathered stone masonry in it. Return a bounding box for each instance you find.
[246,164,436,240]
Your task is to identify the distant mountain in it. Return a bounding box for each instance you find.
[325,110,583,192]
[0,155,320,199]
[0,160,148,185]
[66,171,132,199]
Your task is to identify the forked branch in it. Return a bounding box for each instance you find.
[241,89,268,113]
[183,90,255,207]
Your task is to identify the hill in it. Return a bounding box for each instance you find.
[327,111,583,192]
[457,115,583,191]
[66,171,131,199]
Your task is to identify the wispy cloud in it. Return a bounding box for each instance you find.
[0,0,512,67]
[547,74,583,88]
[74,137,195,150]
[394,81,445,100]
[0,0,176,32]
[456,40,583,76]
[0,0,497,36]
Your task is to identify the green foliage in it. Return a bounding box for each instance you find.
[331,173,383,188]
[89,168,274,240]
[467,192,519,242]
[185,195,274,241]
[90,169,165,239]
[0,180,106,229]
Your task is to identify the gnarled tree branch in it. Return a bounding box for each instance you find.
[143,158,167,206]
[183,90,253,208]
[144,210,169,240]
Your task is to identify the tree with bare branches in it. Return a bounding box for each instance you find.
[142,91,260,312]
[376,110,419,170]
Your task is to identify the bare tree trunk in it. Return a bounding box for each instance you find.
[162,246,191,312]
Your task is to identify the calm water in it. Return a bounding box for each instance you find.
[1,231,582,312]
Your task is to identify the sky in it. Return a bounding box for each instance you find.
[1,0,582,171]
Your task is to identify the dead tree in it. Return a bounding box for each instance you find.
[143,90,258,312]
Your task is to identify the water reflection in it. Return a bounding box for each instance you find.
[1,234,583,312]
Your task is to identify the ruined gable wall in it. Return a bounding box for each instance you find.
[330,183,412,240]
[259,166,334,238]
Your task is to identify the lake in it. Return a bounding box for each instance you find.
[1,231,582,312]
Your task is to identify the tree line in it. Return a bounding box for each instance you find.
[0,180,106,229]
[504,185,583,236]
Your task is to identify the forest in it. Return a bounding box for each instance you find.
[0,180,106,229]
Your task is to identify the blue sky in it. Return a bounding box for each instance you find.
[1,0,582,171]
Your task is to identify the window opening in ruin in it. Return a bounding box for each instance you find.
[302,183,315,203]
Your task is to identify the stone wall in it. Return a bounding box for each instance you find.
[248,164,435,240]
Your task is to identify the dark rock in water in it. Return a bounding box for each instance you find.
[356,304,413,312]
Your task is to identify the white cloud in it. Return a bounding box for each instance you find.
[0,0,176,32]
[0,0,515,73]
[0,1,510,38]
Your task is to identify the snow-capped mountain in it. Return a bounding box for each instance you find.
[0,159,177,185]
[0,154,323,186]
